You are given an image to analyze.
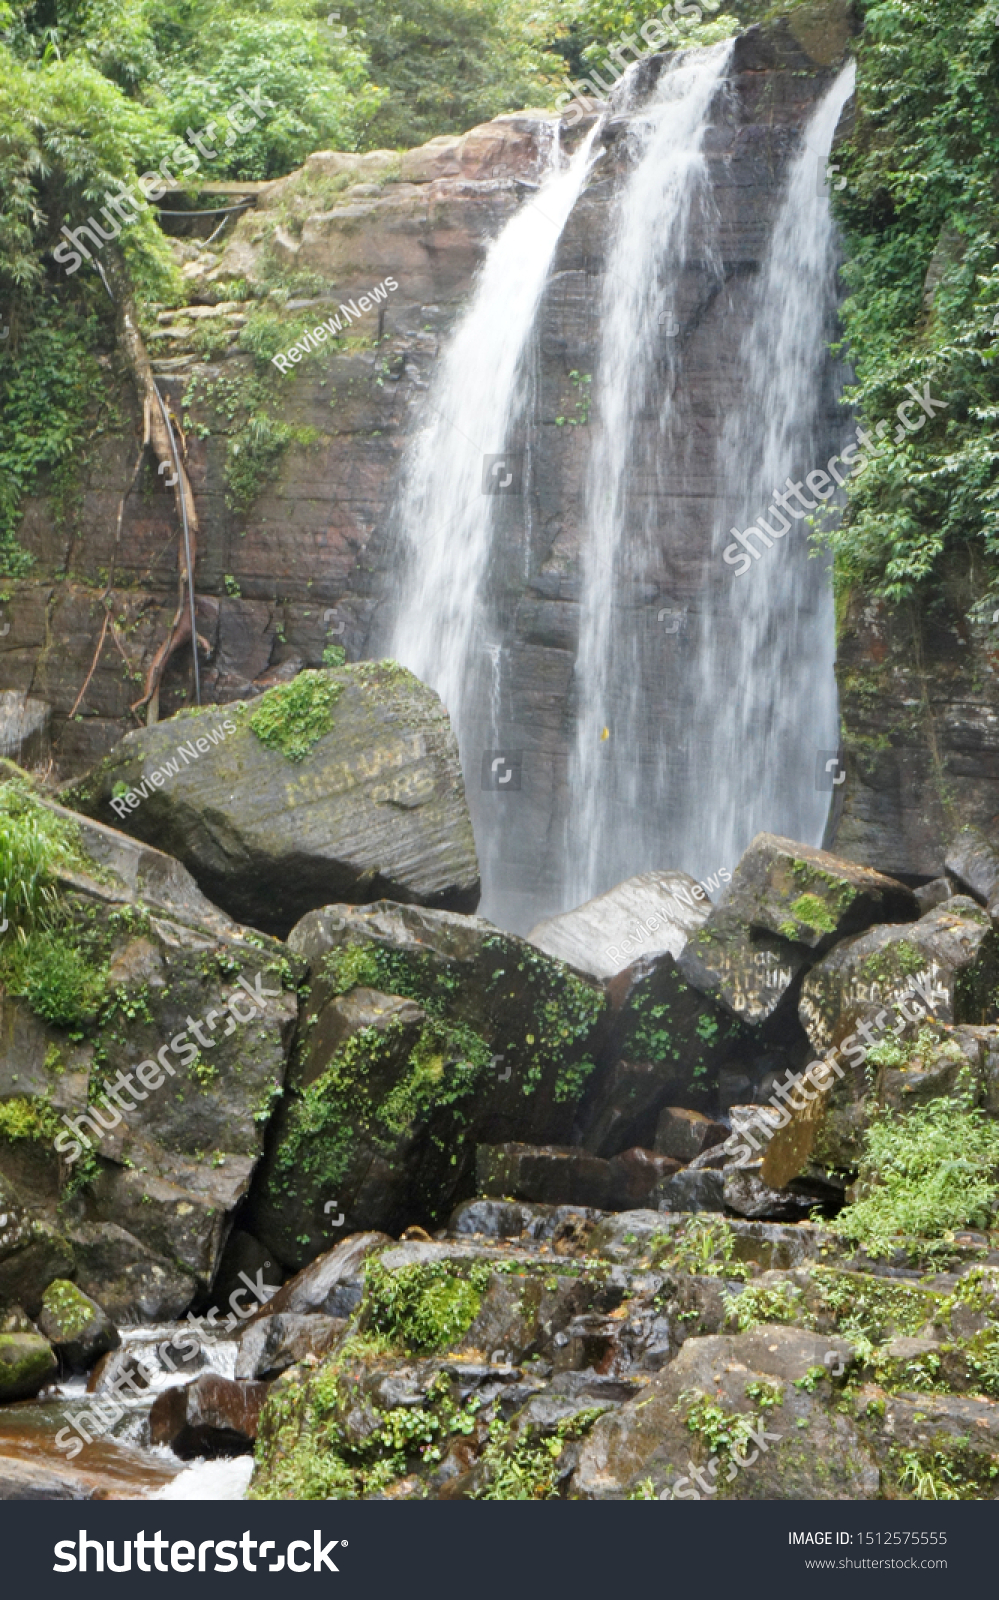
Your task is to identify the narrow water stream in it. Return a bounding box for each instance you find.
[0,1324,252,1500]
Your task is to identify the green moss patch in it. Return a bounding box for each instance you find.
[249,670,343,762]
[40,1278,94,1340]
[0,1095,61,1144]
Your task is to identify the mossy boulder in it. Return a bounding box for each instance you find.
[0,1330,58,1401]
[248,901,606,1268]
[799,897,999,1060]
[37,1278,118,1371]
[61,662,480,938]
[677,834,917,1027]
[0,768,298,1300]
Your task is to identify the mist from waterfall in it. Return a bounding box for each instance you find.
[567,40,735,906]
[676,59,858,875]
[388,123,598,740]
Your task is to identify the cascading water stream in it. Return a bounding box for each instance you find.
[567,41,735,906]
[675,59,858,874]
[388,123,599,745]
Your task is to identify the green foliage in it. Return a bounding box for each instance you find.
[724,1278,806,1332]
[363,1258,491,1351]
[473,1407,607,1500]
[272,1012,492,1213]
[148,10,383,179]
[779,892,837,939]
[658,1215,749,1280]
[348,0,567,149]
[15,931,107,1028]
[249,669,342,761]
[820,0,999,602]
[831,1092,999,1259]
[679,1389,768,1461]
[0,775,83,934]
[0,304,105,575]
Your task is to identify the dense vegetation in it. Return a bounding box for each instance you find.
[827,0,999,604]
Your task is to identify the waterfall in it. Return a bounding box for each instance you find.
[388,124,599,743]
[676,59,858,874]
[568,41,735,905]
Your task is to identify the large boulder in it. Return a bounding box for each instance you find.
[61,663,480,937]
[248,902,606,1267]
[243,1233,389,1323]
[677,834,918,1026]
[799,896,999,1059]
[0,768,298,1302]
[569,1325,872,1499]
[235,1313,345,1380]
[527,870,714,980]
[65,1222,196,1324]
[476,1142,677,1212]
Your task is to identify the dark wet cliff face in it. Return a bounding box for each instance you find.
[0,5,910,930]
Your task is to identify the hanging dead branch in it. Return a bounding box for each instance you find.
[107,252,203,723]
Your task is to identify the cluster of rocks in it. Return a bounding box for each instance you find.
[236,1208,999,1500]
[0,667,998,1497]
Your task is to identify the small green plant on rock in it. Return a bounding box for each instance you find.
[363,1258,492,1354]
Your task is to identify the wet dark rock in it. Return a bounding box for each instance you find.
[607,1148,681,1209]
[63,664,480,937]
[244,1232,389,1323]
[149,1374,270,1458]
[799,896,999,1059]
[67,1223,197,1325]
[673,836,915,1030]
[722,1163,819,1222]
[477,1144,613,1210]
[945,831,999,918]
[0,1217,75,1320]
[37,1280,118,1373]
[210,1230,284,1319]
[654,1107,729,1163]
[252,902,605,1264]
[915,877,956,914]
[570,1325,868,1500]
[578,954,750,1155]
[0,780,299,1300]
[0,1457,91,1499]
[656,1169,725,1213]
[236,1313,346,1379]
